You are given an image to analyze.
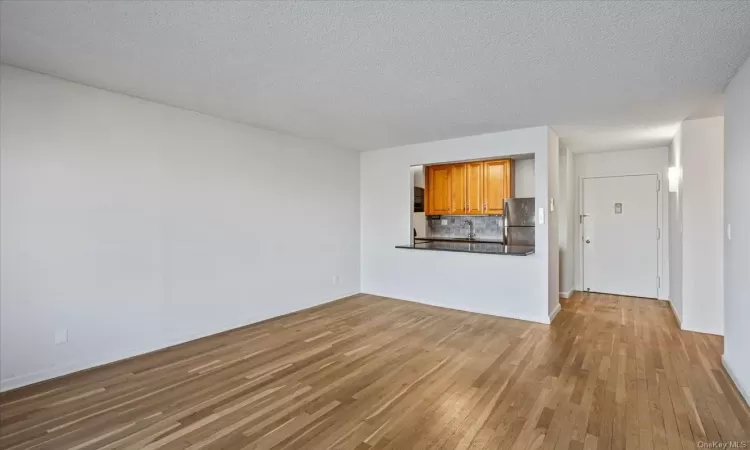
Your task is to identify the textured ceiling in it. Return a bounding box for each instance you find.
[2,1,750,152]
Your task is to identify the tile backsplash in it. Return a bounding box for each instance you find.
[426,215,503,240]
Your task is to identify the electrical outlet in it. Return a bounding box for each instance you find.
[332,275,339,285]
[54,328,68,345]
[498,219,502,226]
[441,219,448,225]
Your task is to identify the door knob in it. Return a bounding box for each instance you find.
[585,239,591,244]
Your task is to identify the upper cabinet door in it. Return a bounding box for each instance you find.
[427,165,452,215]
[483,160,512,214]
[466,161,484,215]
[450,164,467,214]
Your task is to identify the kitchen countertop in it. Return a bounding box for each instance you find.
[414,236,504,244]
[396,241,535,256]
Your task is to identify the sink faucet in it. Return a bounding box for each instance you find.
[464,219,475,239]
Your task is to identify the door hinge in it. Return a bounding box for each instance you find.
[657,276,661,288]
[657,228,661,240]
[657,179,661,191]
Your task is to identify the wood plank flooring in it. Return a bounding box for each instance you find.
[1,293,748,449]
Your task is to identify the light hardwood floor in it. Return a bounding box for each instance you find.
[1,293,748,449]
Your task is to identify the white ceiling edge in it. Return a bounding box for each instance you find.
[569,145,672,157]
[0,63,360,153]
[2,1,749,152]
[686,94,725,120]
[0,63,725,157]
[557,94,726,154]
[5,60,678,156]
[555,122,681,154]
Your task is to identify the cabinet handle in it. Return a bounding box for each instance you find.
[483,202,487,212]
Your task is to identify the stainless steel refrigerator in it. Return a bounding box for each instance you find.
[503,198,535,246]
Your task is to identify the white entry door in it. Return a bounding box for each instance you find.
[582,175,659,298]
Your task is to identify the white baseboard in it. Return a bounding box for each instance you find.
[548,303,562,322]
[559,289,575,299]
[1,340,185,392]
[722,356,750,407]
[662,301,721,336]
[668,300,682,327]
[362,291,552,325]
[680,322,723,337]
[0,292,359,392]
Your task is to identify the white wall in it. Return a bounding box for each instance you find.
[575,147,670,301]
[410,165,425,189]
[558,147,576,297]
[669,131,684,320]
[361,127,555,324]
[723,55,750,403]
[412,213,426,237]
[681,117,724,335]
[547,129,560,316]
[514,158,536,197]
[668,118,724,335]
[0,65,361,391]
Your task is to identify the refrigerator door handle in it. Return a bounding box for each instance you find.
[503,199,509,245]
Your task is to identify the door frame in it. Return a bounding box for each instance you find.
[577,173,663,298]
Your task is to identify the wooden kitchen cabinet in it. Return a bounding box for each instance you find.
[483,159,513,214]
[450,164,467,214]
[425,164,452,215]
[425,158,513,216]
[466,161,484,215]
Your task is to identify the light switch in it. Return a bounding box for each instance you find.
[538,208,545,225]
[727,224,732,240]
